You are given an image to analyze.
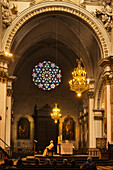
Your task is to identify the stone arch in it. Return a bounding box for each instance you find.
[94,68,105,110]
[2,1,110,58]
[95,80,104,109]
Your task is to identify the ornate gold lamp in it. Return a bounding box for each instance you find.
[69,58,90,97]
[51,104,61,123]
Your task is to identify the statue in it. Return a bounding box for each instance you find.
[2,0,12,29]
[11,3,18,15]
[96,1,113,32]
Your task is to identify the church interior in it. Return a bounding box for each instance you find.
[0,0,113,168]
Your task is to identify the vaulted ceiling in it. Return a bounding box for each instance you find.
[10,12,101,115]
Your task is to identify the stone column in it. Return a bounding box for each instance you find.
[99,57,113,144]
[93,109,104,141]
[78,118,82,149]
[103,74,112,144]
[88,81,95,148]
[6,77,14,147]
[0,0,2,51]
[0,59,8,148]
[111,14,113,56]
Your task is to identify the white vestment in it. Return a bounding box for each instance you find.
[43,142,54,156]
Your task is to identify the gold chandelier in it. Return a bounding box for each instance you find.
[51,104,61,123]
[69,58,90,97]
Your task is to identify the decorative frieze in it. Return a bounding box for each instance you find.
[29,0,81,6]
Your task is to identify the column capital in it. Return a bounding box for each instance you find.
[98,56,113,68]
[7,75,16,82]
[0,70,9,83]
[102,74,113,85]
[0,51,14,63]
[87,91,94,99]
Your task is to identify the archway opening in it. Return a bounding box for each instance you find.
[10,12,101,152]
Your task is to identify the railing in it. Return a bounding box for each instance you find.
[0,138,12,159]
[87,148,101,158]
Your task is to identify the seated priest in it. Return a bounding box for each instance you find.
[43,140,54,156]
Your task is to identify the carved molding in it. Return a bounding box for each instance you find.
[30,0,80,6]
[94,116,103,120]
[3,2,109,58]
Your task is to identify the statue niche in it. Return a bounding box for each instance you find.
[63,116,75,140]
[17,117,30,139]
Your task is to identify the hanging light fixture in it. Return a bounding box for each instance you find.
[69,58,90,97]
[51,103,61,123]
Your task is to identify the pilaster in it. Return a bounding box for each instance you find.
[78,109,88,151]
[99,56,113,144]
[0,61,8,148]
[0,1,2,51]
[6,76,15,147]
[88,80,95,148]
[93,109,104,147]
[0,52,13,148]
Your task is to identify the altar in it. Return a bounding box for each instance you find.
[57,143,73,155]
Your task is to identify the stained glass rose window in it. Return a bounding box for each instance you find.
[32,61,62,90]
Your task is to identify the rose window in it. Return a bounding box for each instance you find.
[32,61,62,90]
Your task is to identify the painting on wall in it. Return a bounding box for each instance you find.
[17,117,30,139]
[62,115,75,140]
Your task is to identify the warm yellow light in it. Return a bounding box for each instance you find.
[77,93,81,97]
[51,104,61,123]
[69,58,90,97]
[4,51,9,56]
[4,51,13,57]
[87,78,90,84]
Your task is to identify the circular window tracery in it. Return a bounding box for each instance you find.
[32,61,62,90]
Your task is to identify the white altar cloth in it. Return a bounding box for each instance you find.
[57,143,73,155]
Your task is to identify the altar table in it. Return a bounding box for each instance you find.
[57,143,73,155]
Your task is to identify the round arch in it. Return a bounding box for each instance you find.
[3,1,110,58]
